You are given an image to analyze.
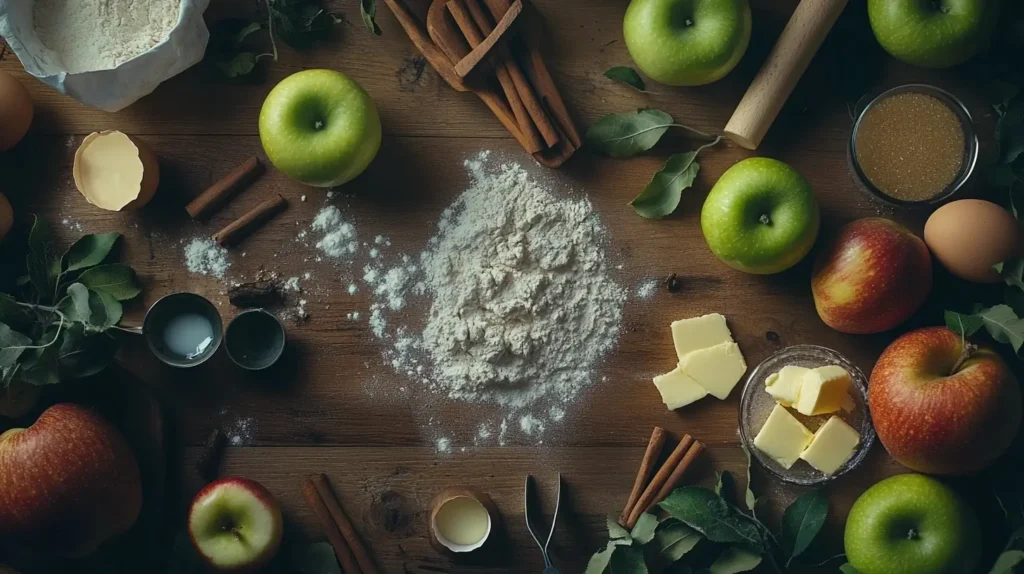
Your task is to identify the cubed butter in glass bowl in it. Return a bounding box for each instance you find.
[739,345,875,486]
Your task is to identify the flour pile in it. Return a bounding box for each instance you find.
[369,152,625,415]
[33,0,182,73]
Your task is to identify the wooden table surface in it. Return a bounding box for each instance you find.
[0,1,1011,572]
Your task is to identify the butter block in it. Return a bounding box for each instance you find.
[753,404,814,469]
[800,416,861,475]
[765,366,809,407]
[653,366,709,410]
[677,341,747,400]
[671,313,733,362]
[794,365,851,416]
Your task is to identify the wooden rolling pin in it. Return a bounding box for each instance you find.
[723,0,849,150]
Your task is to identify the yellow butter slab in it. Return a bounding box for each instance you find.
[754,404,814,469]
[670,313,733,362]
[765,365,809,407]
[794,365,851,416]
[799,416,860,475]
[677,341,747,400]
[653,366,709,410]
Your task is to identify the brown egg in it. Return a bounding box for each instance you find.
[0,192,12,241]
[924,199,1021,283]
[0,71,33,152]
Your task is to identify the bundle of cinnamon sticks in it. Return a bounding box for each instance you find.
[383,0,581,168]
[301,474,379,574]
[619,427,705,529]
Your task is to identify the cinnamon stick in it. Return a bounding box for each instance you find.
[625,434,694,529]
[619,427,667,527]
[462,0,559,148]
[301,479,361,574]
[212,193,288,246]
[648,440,705,514]
[311,474,379,574]
[187,156,265,220]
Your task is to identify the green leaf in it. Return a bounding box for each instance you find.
[61,283,122,331]
[61,232,120,273]
[217,52,258,78]
[741,444,757,512]
[604,66,646,92]
[781,489,828,561]
[996,259,1024,290]
[631,513,659,545]
[608,544,647,574]
[16,331,60,386]
[839,564,862,574]
[608,514,632,542]
[945,310,984,337]
[659,487,765,552]
[631,151,700,218]
[234,21,263,44]
[990,551,1024,574]
[57,323,117,380]
[709,545,763,574]
[361,0,381,35]
[585,109,674,158]
[652,519,701,562]
[78,263,141,301]
[0,293,33,332]
[0,321,32,368]
[997,98,1024,165]
[977,304,1024,352]
[288,541,343,574]
[585,541,618,574]
[26,215,57,302]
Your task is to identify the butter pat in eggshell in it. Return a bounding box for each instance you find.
[74,131,160,212]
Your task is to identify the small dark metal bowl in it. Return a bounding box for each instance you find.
[848,83,978,209]
[143,292,223,368]
[224,309,286,371]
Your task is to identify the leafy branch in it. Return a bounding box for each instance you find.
[1,217,141,392]
[584,108,722,218]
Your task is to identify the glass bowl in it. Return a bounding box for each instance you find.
[738,345,875,486]
[847,83,978,208]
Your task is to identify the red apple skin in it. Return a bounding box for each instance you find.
[812,218,932,334]
[189,476,284,573]
[0,403,142,556]
[870,327,1022,475]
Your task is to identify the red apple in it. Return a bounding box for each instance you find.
[812,218,932,334]
[870,327,1022,475]
[0,403,142,556]
[189,477,284,572]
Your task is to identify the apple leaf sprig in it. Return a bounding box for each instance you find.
[585,458,829,573]
[210,0,377,79]
[584,108,722,218]
[0,217,141,388]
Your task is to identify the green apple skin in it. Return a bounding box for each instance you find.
[623,0,751,86]
[845,474,979,574]
[259,69,382,188]
[189,477,283,572]
[867,0,996,68]
[701,157,819,274]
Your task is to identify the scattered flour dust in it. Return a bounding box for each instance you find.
[365,151,625,444]
[184,238,230,279]
[636,278,659,299]
[224,416,256,446]
[311,206,358,259]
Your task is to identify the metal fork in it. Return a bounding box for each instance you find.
[524,473,561,574]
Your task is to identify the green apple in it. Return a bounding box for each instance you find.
[845,474,979,574]
[623,0,751,86]
[701,157,819,274]
[259,69,382,188]
[189,476,283,571]
[867,0,996,68]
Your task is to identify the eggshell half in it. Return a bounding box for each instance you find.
[924,199,1021,283]
[73,131,160,211]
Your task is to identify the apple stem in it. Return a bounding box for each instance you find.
[950,341,977,375]
[906,528,919,540]
[759,213,771,225]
